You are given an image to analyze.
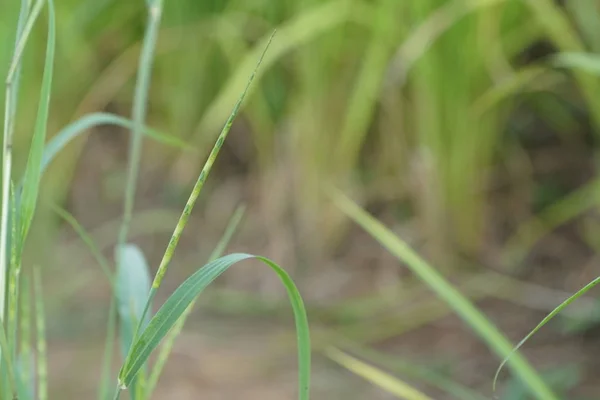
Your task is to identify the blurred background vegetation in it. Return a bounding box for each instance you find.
[4,0,600,398]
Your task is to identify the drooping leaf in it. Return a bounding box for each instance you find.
[118,253,311,400]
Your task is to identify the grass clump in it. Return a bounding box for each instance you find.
[0,2,311,400]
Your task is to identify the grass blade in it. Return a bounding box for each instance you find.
[33,267,47,400]
[39,112,191,180]
[18,0,56,248]
[6,0,46,82]
[0,0,31,339]
[52,205,114,284]
[0,316,17,399]
[325,347,432,400]
[493,275,600,391]
[552,52,600,75]
[52,205,117,400]
[329,188,557,400]
[18,276,34,400]
[145,204,246,397]
[99,298,117,400]
[117,253,311,400]
[149,31,275,293]
[117,0,165,248]
[342,344,488,400]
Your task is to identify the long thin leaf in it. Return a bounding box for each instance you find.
[325,347,432,400]
[329,188,557,400]
[145,204,246,397]
[52,205,114,285]
[117,36,277,386]
[118,253,311,400]
[38,112,190,185]
[18,0,56,248]
[552,52,600,75]
[493,275,600,391]
[0,316,17,399]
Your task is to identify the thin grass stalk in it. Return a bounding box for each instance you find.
[0,0,31,338]
[111,1,165,398]
[0,317,17,399]
[117,1,163,248]
[19,276,33,399]
[53,206,116,400]
[115,33,274,399]
[145,205,245,397]
[7,182,18,364]
[53,205,114,285]
[127,32,274,359]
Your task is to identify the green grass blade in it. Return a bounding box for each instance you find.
[117,0,164,249]
[325,347,432,400]
[52,205,114,285]
[189,1,364,149]
[18,276,34,400]
[145,204,246,397]
[118,28,274,400]
[33,267,47,400]
[552,52,600,75]
[0,316,17,399]
[99,298,117,400]
[118,253,311,400]
[6,0,46,82]
[1,0,31,340]
[329,188,557,400]
[39,112,191,178]
[493,275,600,392]
[17,112,192,201]
[18,0,55,248]
[51,205,117,400]
[148,32,275,293]
[333,343,488,400]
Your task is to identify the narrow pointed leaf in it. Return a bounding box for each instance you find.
[36,112,191,188]
[18,0,56,246]
[494,275,600,390]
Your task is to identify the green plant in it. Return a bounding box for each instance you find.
[0,2,311,400]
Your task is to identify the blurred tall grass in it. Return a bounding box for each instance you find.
[2,0,600,269]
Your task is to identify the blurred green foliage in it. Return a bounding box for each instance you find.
[1,0,599,266]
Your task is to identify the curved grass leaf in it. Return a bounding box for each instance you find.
[145,204,246,398]
[493,275,600,391]
[118,253,311,400]
[552,52,600,75]
[40,112,191,179]
[329,188,557,400]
